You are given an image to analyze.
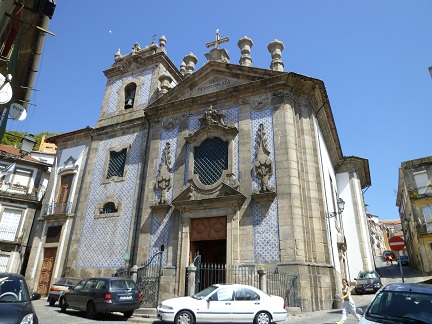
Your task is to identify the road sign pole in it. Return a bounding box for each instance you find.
[398,251,404,283]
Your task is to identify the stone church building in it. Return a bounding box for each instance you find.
[25,31,372,312]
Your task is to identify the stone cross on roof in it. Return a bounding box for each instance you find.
[206,29,229,49]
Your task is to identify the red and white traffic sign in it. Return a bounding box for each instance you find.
[389,236,405,251]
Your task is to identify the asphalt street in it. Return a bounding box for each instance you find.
[31,256,431,324]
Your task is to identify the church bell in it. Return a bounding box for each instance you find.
[124,98,134,108]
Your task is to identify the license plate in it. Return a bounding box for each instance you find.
[365,288,373,291]
[119,295,133,300]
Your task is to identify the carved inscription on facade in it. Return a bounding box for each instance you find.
[197,77,231,93]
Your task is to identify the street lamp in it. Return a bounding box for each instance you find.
[326,197,345,218]
[19,134,36,156]
[0,133,36,159]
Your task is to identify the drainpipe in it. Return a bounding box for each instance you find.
[22,15,51,106]
[61,127,93,276]
[130,111,151,267]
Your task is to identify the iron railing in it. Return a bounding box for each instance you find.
[42,202,73,216]
[0,183,45,201]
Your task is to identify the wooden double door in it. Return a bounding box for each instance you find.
[37,247,57,296]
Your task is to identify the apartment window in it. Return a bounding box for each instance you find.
[0,208,22,241]
[46,226,62,244]
[106,148,127,179]
[413,171,429,195]
[422,206,432,234]
[0,254,9,272]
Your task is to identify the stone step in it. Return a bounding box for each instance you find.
[128,308,158,323]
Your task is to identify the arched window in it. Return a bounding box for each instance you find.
[124,83,137,109]
[99,202,118,214]
[194,138,228,185]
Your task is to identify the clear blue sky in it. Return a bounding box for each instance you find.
[8,1,432,220]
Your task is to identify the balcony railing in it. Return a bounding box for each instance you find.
[0,183,46,202]
[417,222,432,236]
[42,202,73,216]
[408,185,432,200]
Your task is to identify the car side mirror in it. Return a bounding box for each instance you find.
[354,278,357,280]
[356,307,364,315]
[31,293,41,301]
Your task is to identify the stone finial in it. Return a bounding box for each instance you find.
[114,48,121,60]
[238,36,253,67]
[159,35,166,48]
[180,62,186,76]
[183,52,198,77]
[159,72,173,95]
[132,42,141,54]
[267,39,284,71]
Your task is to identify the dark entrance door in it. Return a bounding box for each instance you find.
[190,216,227,291]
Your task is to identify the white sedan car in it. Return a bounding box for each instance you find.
[157,283,287,324]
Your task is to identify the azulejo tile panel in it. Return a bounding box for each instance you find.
[106,78,121,114]
[251,107,280,263]
[149,126,178,265]
[137,68,154,106]
[75,132,143,269]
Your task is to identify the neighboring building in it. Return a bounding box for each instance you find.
[396,156,432,275]
[26,33,371,312]
[0,144,50,274]
[367,213,386,259]
[30,136,56,166]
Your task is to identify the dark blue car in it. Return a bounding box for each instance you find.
[0,272,41,324]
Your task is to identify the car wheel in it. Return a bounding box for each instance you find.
[86,301,98,319]
[48,298,55,306]
[123,310,134,318]
[254,311,271,324]
[174,310,194,324]
[59,298,67,313]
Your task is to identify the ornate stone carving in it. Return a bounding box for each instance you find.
[199,105,226,127]
[156,142,172,205]
[253,124,275,194]
[250,95,270,111]
[161,116,180,130]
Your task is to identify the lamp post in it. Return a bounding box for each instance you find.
[0,133,36,159]
[326,197,345,218]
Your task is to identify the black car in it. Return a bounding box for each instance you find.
[0,272,41,324]
[398,255,409,266]
[59,277,141,319]
[357,283,432,323]
[354,270,383,295]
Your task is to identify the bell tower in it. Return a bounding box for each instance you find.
[96,36,182,129]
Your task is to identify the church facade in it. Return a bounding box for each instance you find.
[25,32,372,312]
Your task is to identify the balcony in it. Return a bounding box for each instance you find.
[0,182,45,202]
[416,222,432,236]
[408,186,432,201]
[42,202,73,217]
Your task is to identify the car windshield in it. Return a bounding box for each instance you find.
[0,277,30,303]
[358,272,378,279]
[193,285,218,300]
[366,291,432,323]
